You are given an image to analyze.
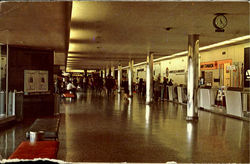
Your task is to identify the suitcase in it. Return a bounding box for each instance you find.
[62,93,75,98]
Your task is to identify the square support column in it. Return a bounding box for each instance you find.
[128,60,134,97]
[118,65,122,93]
[146,52,153,104]
[186,34,199,121]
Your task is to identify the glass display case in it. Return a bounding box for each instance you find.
[0,45,7,118]
[0,44,16,121]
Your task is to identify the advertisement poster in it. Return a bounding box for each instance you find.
[37,71,48,92]
[244,47,250,88]
[24,70,48,93]
[1,57,6,79]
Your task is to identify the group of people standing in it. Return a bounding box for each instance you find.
[55,74,173,101]
[55,74,118,97]
[153,77,173,101]
[136,76,173,101]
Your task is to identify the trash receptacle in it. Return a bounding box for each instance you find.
[15,91,24,121]
[54,93,60,116]
[0,91,5,117]
[8,91,13,116]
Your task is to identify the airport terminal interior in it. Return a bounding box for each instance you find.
[0,1,249,163]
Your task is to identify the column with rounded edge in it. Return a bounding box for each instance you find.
[117,65,122,93]
[111,66,115,77]
[106,67,110,76]
[146,52,153,104]
[186,34,199,121]
[128,60,134,97]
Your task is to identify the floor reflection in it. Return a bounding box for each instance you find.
[0,127,20,159]
[58,91,249,162]
[0,128,15,159]
[0,90,248,162]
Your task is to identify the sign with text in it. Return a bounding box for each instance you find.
[169,69,185,74]
[200,61,217,70]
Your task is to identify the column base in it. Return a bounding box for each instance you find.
[186,116,199,121]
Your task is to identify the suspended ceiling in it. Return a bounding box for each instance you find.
[0,1,249,71]
[0,2,72,65]
[68,1,249,71]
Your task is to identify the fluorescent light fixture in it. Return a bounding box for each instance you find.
[134,61,147,67]
[70,35,250,71]
[68,53,78,57]
[129,35,250,68]
[199,35,250,51]
[66,69,85,73]
[67,58,80,60]
[122,66,129,69]
[69,29,96,40]
[154,51,188,62]
[68,43,91,52]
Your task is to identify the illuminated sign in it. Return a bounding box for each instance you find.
[200,62,217,70]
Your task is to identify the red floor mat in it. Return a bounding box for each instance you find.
[8,141,59,159]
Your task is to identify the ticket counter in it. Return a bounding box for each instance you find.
[168,85,178,102]
[177,85,187,104]
[225,87,243,117]
[199,87,217,110]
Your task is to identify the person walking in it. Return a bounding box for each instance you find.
[161,77,168,101]
[106,75,113,97]
[154,76,161,101]
[66,81,77,98]
[138,78,143,96]
[123,77,129,100]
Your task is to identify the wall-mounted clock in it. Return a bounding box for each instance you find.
[213,14,227,32]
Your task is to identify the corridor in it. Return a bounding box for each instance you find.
[56,91,249,162]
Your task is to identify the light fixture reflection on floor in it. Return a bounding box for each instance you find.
[145,105,150,127]
[187,122,193,143]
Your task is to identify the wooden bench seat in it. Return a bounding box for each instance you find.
[8,141,59,159]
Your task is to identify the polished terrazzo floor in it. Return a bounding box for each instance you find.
[57,91,249,163]
[0,91,249,162]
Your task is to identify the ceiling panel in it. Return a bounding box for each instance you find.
[0,2,72,60]
[68,1,249,71]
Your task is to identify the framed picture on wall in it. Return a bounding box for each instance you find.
[37,71,48,92]
[24,70,48,93]
[24,70,37,92]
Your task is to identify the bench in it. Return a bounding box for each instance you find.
[8,141,59,159]
[26,117,60,140]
